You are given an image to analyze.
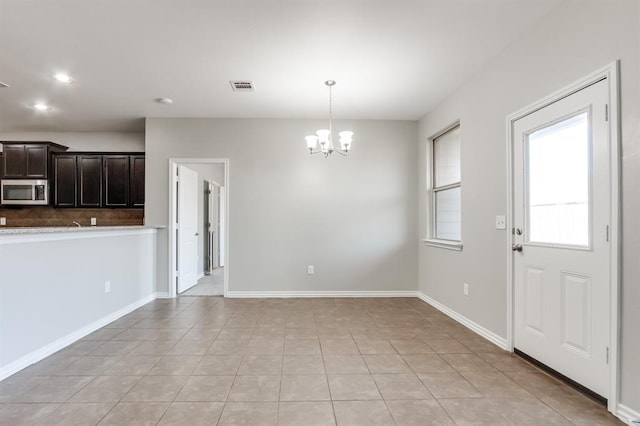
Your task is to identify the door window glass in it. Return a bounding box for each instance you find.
[526,112,590,246]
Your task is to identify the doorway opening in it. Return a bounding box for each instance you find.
[169,158,229,297]
[506,63,619,413]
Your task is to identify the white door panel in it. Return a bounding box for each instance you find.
[562,272,591,355]
[178,165,199,293]
[523,266,545,336]
[513,79,610,397]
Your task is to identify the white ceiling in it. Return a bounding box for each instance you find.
[0,0,562,132]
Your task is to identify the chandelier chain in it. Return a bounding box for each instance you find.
[328,83,333,138]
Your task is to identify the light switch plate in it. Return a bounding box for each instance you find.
[307,265,314,275]
[91,217,97,226]
[0,217,5,226]
[495,215,506,230]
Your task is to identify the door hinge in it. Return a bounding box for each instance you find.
[606,225,610,242]
[605,104,609,122]
[606,346,609,364]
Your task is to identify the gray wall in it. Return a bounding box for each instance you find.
[0,230,156,375]
[0,131,144,152]
[146,118,418,294]
[418,0,639,411]
[182,162,225,274]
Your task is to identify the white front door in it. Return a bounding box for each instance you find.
[513,79,610,397]
[177,165,199,293]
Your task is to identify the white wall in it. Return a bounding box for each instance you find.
[0,229,156,378]
[418,0,639,412]
[183,162,225,186]
[182,162,225,274]
[146,118,418,294]
[0,131,144,152]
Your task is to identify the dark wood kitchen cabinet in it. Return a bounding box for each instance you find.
[52,152,144,208]
[77,155,102,207]
[52,155,77,207]
[103,155,129,207]
[129,155,145,207]
[1,142,68,178]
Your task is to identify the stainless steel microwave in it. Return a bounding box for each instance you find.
[1,179,49,205]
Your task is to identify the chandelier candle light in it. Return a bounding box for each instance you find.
[305,80,353,157]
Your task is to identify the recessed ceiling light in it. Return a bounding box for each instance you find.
[155,97,173,105]
[53,73,73,83]
[33,103,50,111]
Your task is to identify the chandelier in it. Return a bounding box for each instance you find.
[305,80,353,157]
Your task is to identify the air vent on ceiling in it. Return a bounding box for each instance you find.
[0,81,9,88]
[229,80,254,92]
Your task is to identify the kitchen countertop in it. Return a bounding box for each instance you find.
[0,225,149,235]
[0,225,162,243]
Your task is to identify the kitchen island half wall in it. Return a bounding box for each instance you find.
[0,227,157,380]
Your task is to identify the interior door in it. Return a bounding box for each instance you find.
[209,182,219,269]
[177,165,199,293]
[219,186,225,267]
[513,79,610,397]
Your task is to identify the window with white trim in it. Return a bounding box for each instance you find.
[428,124,461,244]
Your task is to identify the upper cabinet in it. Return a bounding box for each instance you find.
[103,155,129,208]
[129,155,145,208]
[1,142,68,179]
[1,141,145,209]
[52,154,77,207]
[77,155,103,208]
[52,153,144,208]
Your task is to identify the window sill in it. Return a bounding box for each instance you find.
[422,239,463,251]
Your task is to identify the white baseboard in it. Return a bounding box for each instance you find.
[417,292,508,350]
[226,290,419,298]
[154,292,172,299]
[617,403,640,425]
[0,293,157,381]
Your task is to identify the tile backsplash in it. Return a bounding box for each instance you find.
[0,207,143,227]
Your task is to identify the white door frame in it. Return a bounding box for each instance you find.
[169,158,230,298]
[506,62,620,413]
[207,179,221,270]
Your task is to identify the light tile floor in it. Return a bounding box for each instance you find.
[0,297,622,425]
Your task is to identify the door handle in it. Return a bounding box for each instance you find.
[512,244,523,252]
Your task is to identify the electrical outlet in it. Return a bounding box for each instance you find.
[0,217,5,226]
[463,283,469,296]
[90,217,97,226]
[495,215,506,230]
[307,265,314,275]
[105,281,111,293]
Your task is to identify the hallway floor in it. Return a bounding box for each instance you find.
[0,297,622,425]
[181,268,224,296]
